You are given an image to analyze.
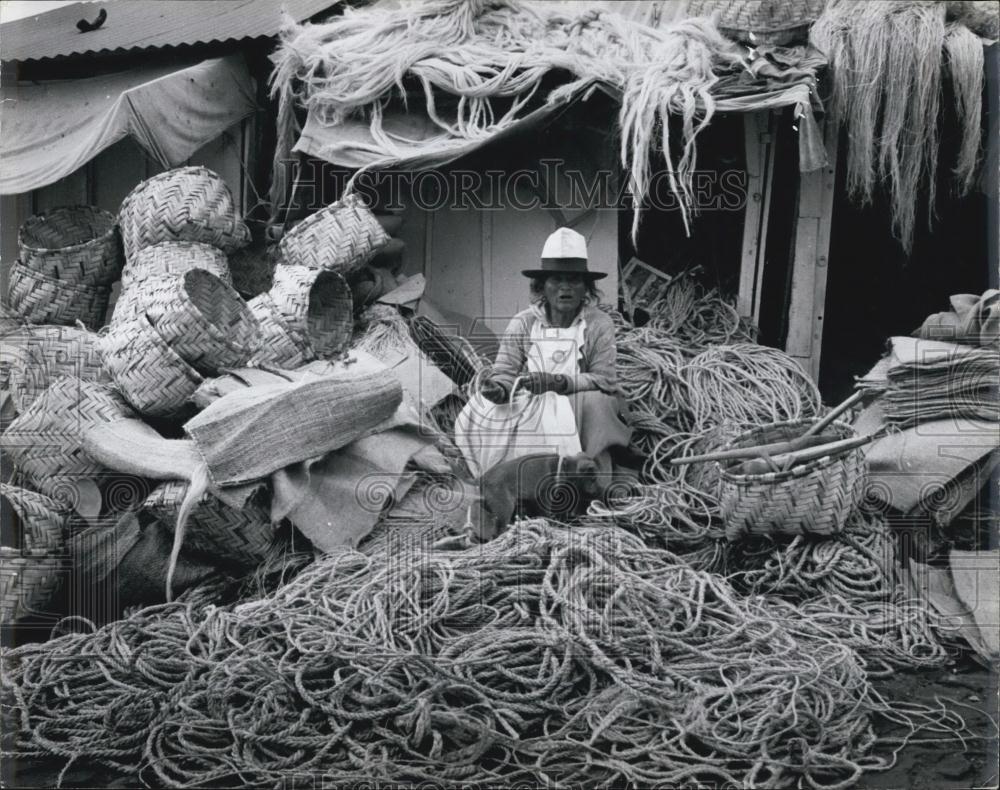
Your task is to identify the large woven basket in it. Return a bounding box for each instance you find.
[98,314,203,417]
[143,482,274,569]
[269,265,353,358]
[2,324,110,413]
[18,205,123,286]
[1,484,68,553]
[8,262,110,330]
[118,166,250,262]
[247,293,315,369]
[0,377,134,509]
[685,0,826,45]
[279,193,389,275]
[135,269,259,375]
[0,548,69,624]
[120,241,232,290]
[719,419,866,541]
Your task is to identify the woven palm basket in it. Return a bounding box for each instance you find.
[718,419,866,541]
[3,324,110,413]
[8,262,110,330]
[0,547,69,624]
[269,265,353,358]
[121,241,232,290]
[143,482,274,569]
[1,484,68,554]
[278,193,390,275]
[98,314,203,417]
[18,205,123,286]
[135,269,259,375]
[685,0,826,45]
[247,293,315,369]
[118,166,250,262]
[0,377,134,508]
[409,316,491,387]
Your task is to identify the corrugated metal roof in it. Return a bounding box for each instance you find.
[0,0,342,63]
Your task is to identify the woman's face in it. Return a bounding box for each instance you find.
[543,274,587,313]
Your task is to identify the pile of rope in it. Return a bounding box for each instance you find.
[271,0,753,239]
[608,277,818,540]
[727,512,949,677]
[1,522,967,788]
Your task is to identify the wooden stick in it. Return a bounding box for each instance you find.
[803,390,865,437]
[731,433,877,476]
[670,432,840,466]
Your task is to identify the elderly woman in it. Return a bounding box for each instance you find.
[455,228,631,479]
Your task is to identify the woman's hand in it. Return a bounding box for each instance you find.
[522,372,569,395]
[479,379,510,404]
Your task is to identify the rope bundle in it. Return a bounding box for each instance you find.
[0,522,968,788]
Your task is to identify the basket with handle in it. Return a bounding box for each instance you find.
[247,292,315,369]
[120,241,232,290]
[118,166,250,262]
[98,314,203,417]
[18,205,123,286]
[268,265,353,358]
[278,193,390,275]
[8,262,110,330]
[718,418,866,541]
[1,484,69,554]
[142,482,275,569]
[131,269,259,375]
[685,0,826,45]
[2,323,110,413]
[0,377,135,509]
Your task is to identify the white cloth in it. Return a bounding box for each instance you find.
[454,312,584,478]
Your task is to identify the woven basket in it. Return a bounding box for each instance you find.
[98,315,203,417]
[685,0,826,45]
[8,261,110,330]
[0,377,134,508]
[278,193,390,275]
[0,548,69,624]
[409,316,491,387]
[269,265,353,358]
[18,205,123,286]
[133,269,259,375]
[118,166,250,262]
[143,482,274,569]
[247,293,315,369]
[3,324,110,413]
[121,241,232,290]
[1,484,68,553]
[719,419,866,541]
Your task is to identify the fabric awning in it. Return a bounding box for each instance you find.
[0,54,256,195]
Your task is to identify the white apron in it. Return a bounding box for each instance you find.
[454,316,585,478]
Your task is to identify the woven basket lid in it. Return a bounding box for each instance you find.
[686,0,826,34]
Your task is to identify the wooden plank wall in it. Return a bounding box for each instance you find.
[785,121,839,380]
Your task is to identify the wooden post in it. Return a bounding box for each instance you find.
[785,120,839,382]
[737,111,776,324]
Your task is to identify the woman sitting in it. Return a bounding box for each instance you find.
[454,227,631,479]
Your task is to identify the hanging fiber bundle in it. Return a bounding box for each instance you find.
[811,0,984,253]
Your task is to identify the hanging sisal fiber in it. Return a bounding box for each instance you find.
[270,0,745,240]
[810,0,984,253]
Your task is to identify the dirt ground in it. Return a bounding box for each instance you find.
[3,661,996,789]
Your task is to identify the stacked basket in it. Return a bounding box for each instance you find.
[103,168,259,416]
[8,206,123,329]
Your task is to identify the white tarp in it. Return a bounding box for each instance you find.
[0,54,256,195]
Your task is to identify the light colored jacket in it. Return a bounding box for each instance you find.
[490,303,620,395]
